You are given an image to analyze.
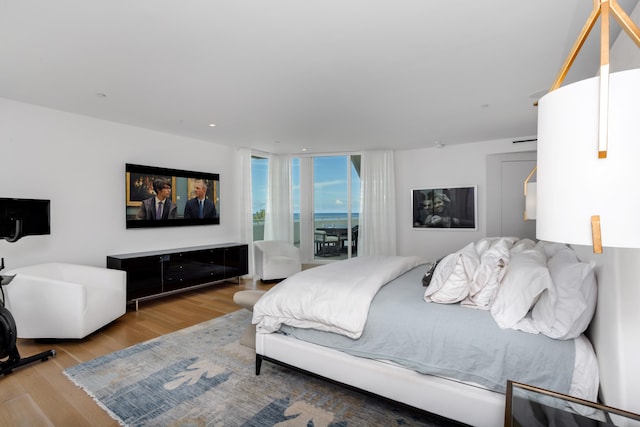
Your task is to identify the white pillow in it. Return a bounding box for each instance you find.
[511,238,536,253]
[511,314,540,334]
[474,237,500,257]
[532,248,597,340]
[535,240,569,259]
[464,238,511,309]
[457,241,480,273]
[424,243,478,304]
[474,236,518,257]
[490,249,553,329]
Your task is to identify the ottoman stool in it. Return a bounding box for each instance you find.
[233,290,266,348]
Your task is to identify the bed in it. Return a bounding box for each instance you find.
[252,238,600,427]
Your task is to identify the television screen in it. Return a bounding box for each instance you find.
[125,163,220,229]
[0,198,51,242]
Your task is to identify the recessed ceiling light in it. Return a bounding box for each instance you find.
[301,148,308,152]
[208,123,216,127]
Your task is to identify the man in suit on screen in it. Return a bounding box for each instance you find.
[184,179,217,219]
[136,178,178,220]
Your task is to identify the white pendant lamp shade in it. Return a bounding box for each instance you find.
[536,68,640,249]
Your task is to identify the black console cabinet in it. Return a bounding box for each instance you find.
[107,243,248,307]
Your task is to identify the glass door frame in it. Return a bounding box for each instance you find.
[295,153,361,263]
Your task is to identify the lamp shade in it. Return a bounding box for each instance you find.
[525,182,537,221]
[537,68,640,248]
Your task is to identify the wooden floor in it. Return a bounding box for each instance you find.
[0,278,275,427]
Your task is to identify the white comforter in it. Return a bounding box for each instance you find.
[253,255,427,339]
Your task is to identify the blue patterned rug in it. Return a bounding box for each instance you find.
[64,310,463,426]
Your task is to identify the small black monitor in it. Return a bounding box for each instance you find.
[0,198,51,242]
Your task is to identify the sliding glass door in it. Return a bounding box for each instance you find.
[255,153,360,262]
[312,155,360,261]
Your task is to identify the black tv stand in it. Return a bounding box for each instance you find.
[107,243,248,309]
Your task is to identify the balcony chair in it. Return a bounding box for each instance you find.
[253,240,301,282]
[314,230,340,256]
[350,225,359,255]
[2,262,127,339]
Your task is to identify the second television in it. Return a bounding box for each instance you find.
[126,163,220,229]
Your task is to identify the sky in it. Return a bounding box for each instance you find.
[251,156,360,215]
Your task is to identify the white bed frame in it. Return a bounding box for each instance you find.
[256,332,505,427]
[254,246,624,426]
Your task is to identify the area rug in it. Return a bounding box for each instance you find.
[64,310,462,426]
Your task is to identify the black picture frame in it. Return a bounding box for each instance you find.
[412,186,477,230]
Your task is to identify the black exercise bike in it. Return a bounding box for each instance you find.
[0,259,55,376]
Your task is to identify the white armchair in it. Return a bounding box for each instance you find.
[2,263,127,339]
[253,240,301,281]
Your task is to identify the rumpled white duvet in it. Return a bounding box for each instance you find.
[253,255,427,339]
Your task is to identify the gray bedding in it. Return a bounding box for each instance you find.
[279,265,575,394]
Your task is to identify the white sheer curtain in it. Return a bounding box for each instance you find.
[358,150,396,256]
[264,154,293,242]
[238,148,255,276]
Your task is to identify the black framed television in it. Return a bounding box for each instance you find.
[125,163,220,229]
[0,198,51,242]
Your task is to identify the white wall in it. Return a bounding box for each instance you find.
[395,138,537,261]
[0,98,243,269]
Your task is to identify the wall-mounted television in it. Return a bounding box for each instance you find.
[0,198,51,242]
[125,163,220,229]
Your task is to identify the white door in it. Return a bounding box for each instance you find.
[486,152,536,240]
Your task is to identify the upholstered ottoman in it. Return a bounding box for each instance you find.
[3,262,127,339]
[233,290,266,348]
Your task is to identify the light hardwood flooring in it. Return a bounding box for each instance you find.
[0,278,275,427]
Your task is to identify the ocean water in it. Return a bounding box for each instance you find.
[255,213,359,228]
[294,212,359,221]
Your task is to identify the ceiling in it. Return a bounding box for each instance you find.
[1,0,638,154]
